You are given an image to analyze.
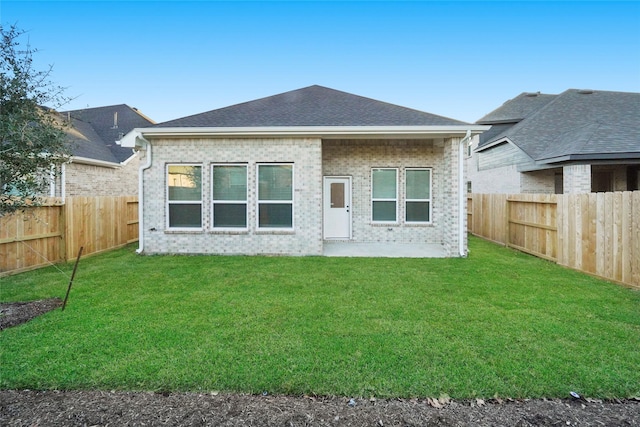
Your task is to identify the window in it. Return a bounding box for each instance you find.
[372,168,397,222]
[591,170,613,193]
[167,164,202,229]
[257,164,293,229]
[212,164,247,229]
[405,168,431,223]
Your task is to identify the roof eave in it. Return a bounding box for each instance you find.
[70,156,122,169]
[475,136,511,152]
[126,125,489,142]
[537,152,640,164]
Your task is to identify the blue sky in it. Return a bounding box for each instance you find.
[3,1,639,123]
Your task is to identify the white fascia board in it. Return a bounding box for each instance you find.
[475,137,511,152]
[120,151,138,166]
[70,156,121,169]
[133,125,490,140]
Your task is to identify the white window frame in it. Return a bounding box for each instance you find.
[211,163,248,231]
[405,167,432,224]
[256,163,294,231]
[371,168,398,224]
[166,163,203,231]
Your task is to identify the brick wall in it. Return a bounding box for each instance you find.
[323,138,447,248]
[441,138,465,256]
[64,155,139,197]
[563,164,591,193]
[141,137,463,256]
[520,169,558,194]
[141,138,323,255]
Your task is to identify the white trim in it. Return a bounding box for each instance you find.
[474,137,511,153]
[120,151,138,166]
[371,168,399,224]
[69,156,121,168]
[211,163,248,231]
[256,163,294,231]
[166,163,204,231]
[119,126,490,147]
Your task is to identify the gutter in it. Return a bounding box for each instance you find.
[69,156,121,169]
[119,125,489,145]
[458,130,472,257]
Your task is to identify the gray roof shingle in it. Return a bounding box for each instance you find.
[62,104,155,163]
[477,92,556,125]
[155,85,470,128]
[478,89,640,162]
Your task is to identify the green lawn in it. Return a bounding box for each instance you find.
[1,236,639,398]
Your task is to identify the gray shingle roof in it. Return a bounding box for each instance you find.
[155,85,470,128]
[477,92,557,125]
[478,89,640,162]
[62,104,155,163]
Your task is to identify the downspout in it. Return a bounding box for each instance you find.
[135,134,152,254]
[458,130,472,257]
[48,165,56,197]
[61,163,66,202]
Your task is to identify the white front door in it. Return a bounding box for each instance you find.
[323,176,351,239]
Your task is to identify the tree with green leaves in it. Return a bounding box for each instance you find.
[1,24,71,215]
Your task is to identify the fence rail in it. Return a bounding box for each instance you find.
[467,191,640,288]
[1,196,138,276]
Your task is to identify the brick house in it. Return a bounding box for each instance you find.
[467,89,640,194]
[54,104,155,197]
[120,86,486,257]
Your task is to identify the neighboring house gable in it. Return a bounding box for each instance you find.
[56,105,155,197]
[468,90,640,194]
[121,85,487,257]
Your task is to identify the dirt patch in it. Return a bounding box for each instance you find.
[1,300,638,425]
[0,298,62,330]
[1,390,639,426]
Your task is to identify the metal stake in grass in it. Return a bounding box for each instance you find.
[62,246,83,311]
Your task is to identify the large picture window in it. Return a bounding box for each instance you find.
[405,168,432,223]
[167,164,202,229]
[371,168,398,222]
[212,164,247,229]
[258,164,293,229]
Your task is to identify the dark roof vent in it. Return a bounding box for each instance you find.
[525,92,541,97]
[578,89,594,94]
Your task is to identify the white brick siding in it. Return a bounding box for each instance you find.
[323,139,456,252]
[142,138,323,255]
[563,164,591,194]
[61,155,139,197]
[141,137,463,256]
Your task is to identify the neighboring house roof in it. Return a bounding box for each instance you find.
[477,89,640,164]
[477,92,556,147]
[155,85,470,128]
[477,92,557,125]
[62,104,155,164]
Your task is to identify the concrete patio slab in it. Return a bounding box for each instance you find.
[323,242,448,258]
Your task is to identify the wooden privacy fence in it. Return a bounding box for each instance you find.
[0,196,138,276]
[467,192,640,288]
